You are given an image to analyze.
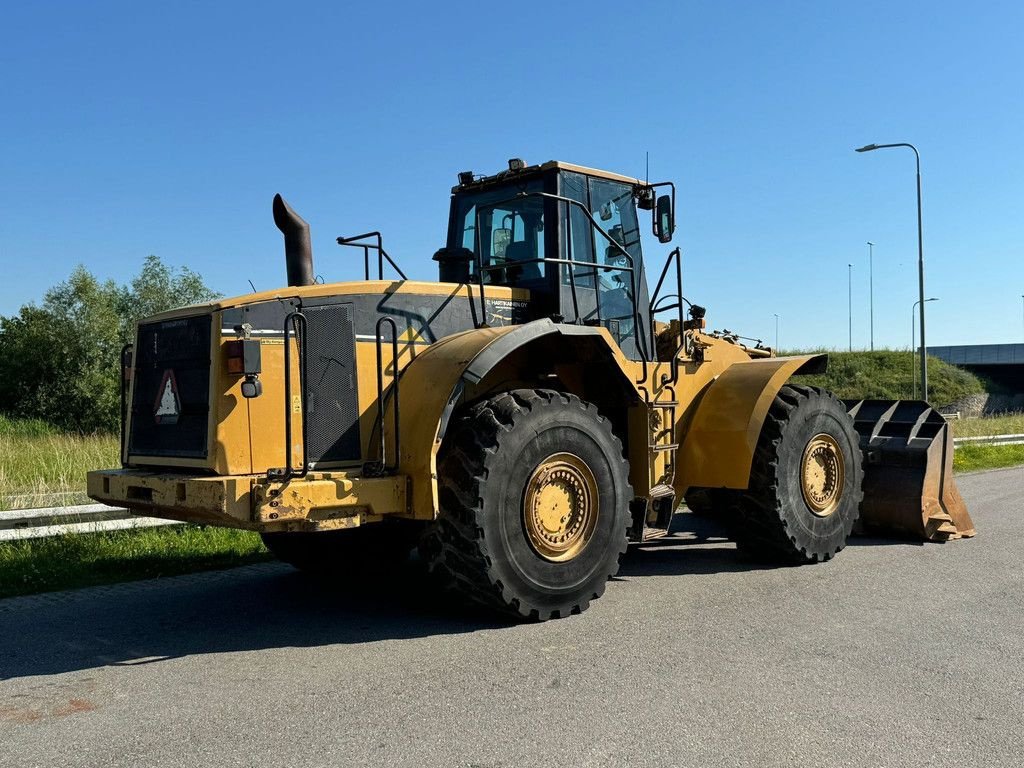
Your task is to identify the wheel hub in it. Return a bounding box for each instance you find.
[800,433,845,517]
[523,453,599,562]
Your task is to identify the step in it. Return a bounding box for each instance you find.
[651,443,679,452]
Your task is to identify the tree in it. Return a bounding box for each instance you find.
[116,255,218,343]
[0,257,220,432]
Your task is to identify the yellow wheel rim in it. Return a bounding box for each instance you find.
[800,433,845,517]
[523,452,599,562]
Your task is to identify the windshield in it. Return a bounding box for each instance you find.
[453,179,547,287]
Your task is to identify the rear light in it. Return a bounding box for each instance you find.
[225,339,263,398]
[225,340,261,375]
[225,341,245,374]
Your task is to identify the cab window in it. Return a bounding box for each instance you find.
[455,180,546,287]
[588,178,640,329]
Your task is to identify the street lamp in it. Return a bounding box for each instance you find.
[848,263,853,351]
[1020,294,1023,341]
[867,241,875,351]
[774,313,780,351]
[856,142,928,396]
[912,297,938,399]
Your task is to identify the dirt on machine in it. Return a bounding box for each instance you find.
[88,158,974,620]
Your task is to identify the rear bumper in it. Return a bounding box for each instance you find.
[87,469,409,532]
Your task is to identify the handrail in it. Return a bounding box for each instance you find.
[649,247,691,383]
[470,190,651,383]
[267,312,308,482]
[120,344,133,467]
[372,316,401,475]
[336,231,408,281]
[650,247,683,331]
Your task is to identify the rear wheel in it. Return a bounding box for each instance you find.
[422,389,632,620]
[728,384,864,563]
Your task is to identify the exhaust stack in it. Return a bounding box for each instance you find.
[273,194,314,287]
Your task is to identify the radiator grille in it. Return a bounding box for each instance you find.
[303,303,361,464]
[128,315,212,459]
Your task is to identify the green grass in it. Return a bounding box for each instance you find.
[0,415,119,509]
[791,350,985,406]
[950,412,1024,438]
[953,444,1024,474]
[0,525,270,599]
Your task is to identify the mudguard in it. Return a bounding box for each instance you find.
[393,319,639,519]
[677,354,827,491]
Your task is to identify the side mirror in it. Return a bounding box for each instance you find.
[492,227,512,258]
[654,195,674,243]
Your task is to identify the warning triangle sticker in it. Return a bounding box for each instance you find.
[153,369,181,425]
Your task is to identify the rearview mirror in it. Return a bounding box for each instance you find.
[492,227,511,258]
[653,195,674,243]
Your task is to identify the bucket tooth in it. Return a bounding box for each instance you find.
[844,399,976,542]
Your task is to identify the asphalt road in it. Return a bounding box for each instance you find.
[2,467,1022,768]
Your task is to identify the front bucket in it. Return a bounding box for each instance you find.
[844,400,976,542]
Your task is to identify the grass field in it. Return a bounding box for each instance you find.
[0,525,269,599]
[949,412,1024,438]
[952,444,1024,474]
[0,415,119,510]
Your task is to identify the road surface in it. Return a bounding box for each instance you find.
[2,467,1022,767]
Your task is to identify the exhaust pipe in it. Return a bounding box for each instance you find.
[272,193,314,287]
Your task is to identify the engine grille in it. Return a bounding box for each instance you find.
[303,303,361,465]
[128,314,212,459]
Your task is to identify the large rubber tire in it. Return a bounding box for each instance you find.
[261,522,419,576]
[422,389,632,620]
[729,384,864,564]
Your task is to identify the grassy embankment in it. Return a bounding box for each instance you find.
[0,415,268,598]
[792,349,985,404]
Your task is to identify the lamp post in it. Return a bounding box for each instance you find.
[774,313,780,351]
[912,297,938,399]
[867,241,875,351]
[1020,295,1023,341]
[848,263,853,351]
[856,142,927,395]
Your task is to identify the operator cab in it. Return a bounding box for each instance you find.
[435,159,676,361]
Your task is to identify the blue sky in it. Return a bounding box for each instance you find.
[1,0,1021,349]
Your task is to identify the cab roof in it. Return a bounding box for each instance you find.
[452,160,646,193]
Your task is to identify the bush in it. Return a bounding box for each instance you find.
[0,256,219,433]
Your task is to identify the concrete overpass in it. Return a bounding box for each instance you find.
[929,343,1024,390]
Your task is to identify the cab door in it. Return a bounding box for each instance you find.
[557,171,652,361]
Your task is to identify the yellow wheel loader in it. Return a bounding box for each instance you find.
[88,159,974,620]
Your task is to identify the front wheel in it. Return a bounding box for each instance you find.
[729,384,864,563]
[422,389,632,620]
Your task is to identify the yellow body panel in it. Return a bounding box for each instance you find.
[87,469,254,528]
[87,467,408,531]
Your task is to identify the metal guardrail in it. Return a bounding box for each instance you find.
[0,504,179,542]
[2,434,1021,542]
[953,433,1024,448]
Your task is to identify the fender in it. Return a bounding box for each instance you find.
[677,354,827,491]
[394,319,640,519]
